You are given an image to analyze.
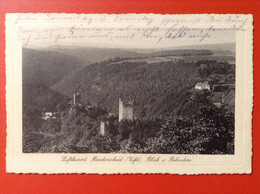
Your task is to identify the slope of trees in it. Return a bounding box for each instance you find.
[23,48,83,87]
[52,59,235,119]
[52,60,199,119]
[23,101,234,154]
[142,105,234,154]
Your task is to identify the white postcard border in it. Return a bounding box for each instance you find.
[5,13,253,174]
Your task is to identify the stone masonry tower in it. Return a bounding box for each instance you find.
[118,98,134,122]
[73,91,81,105]
[100,121,109,136]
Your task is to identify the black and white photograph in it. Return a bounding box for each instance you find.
[6,14,252,174]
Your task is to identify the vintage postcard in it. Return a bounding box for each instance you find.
[5,13,253,174]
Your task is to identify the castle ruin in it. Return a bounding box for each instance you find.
[118,98,134,122]
[100,121,109,136]
[69,92,81,118]
[73,91,81,105]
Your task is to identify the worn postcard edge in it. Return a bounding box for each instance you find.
[5,13,253,174]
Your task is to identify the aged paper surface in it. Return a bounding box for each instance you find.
[5,14,253,174]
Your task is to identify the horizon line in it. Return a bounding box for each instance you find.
[23,41,236,51]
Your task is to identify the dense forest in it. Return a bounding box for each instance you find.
[23,102,234,154]
[22,45,235,154]
[52,59,235,118]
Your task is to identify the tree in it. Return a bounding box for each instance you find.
[143,104,234,154]
[90,134,120,153]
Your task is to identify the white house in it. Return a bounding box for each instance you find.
[213,102,222,108]
[42,112,53,120]
[195,81,211,91]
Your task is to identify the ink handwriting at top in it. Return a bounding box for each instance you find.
[143,26,160,38]
[14,14,250,47]
[165,26,187,39]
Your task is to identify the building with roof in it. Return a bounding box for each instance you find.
[195,81,211,91]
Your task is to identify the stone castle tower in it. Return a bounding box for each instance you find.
[118,98,134,122]
[73,91,81,105]
[100,121,109,136]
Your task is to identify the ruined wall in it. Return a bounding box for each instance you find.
[119,98,133,122]
[100,121,108,136]
[73,92,81,105]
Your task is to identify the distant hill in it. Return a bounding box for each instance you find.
[122,43,236,54]
[23,48,83,87]
[147,49,214,57]
[37,46,219,66]
[40,46,142,66]
[166,43,236,54]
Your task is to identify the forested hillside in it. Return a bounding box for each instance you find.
[23,48,83,86]
[22,48,84,110]
[52,59,235,119]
